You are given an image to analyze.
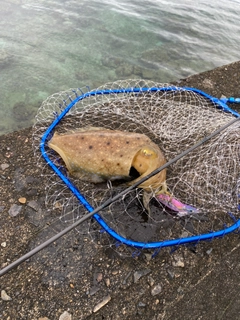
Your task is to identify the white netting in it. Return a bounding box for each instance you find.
[33,79,240,254]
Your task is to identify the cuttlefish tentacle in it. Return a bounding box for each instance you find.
[48,127,198,216]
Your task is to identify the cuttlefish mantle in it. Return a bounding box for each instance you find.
[48,127,167,193]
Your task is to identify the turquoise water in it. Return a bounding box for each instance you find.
[0,0,240,134]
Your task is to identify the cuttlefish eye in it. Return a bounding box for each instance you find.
[131,147,158,175]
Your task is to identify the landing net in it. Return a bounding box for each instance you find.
[33,79,240,254]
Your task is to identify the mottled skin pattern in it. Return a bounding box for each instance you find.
[48,127,167,212]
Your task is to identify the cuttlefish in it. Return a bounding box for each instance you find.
[48,127,198,216]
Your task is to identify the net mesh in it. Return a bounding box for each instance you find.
[33,79,240,255]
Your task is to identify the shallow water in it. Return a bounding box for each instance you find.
[0,0,240,134]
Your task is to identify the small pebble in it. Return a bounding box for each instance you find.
[1,290,12,301]
[147,275,155,286]
[18,197,27,204]
[105,278,110,287]
[96,272,103,283]
[202,78,214,89]
[59,311,72,320]
[167,269,175,279]
[111,270,118,275]
[172,255,185,268]
[8,204,22,217]
[138,302,146,307]
[122,271,131,285]
[144,253,152,261]
[54,201,62,209]
[93,295,111,313]
[39,318,50,320]
[206,248,213,255]
[134,269,151,283]
[177,286,183,294]
[181,231,189,238]
[172,260,185,268]
[1,163,9,171]
[1,242,7,248]
[151,284,162,296]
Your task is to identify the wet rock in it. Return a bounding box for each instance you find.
[101,56,123,68]
[1,290,12,301]
[0,49,13,67]
[1,163,9,170]
[93,295,111,313]
[141,48,168,64]
[59,311,72,320]
[151,284,162,296]
[14,168,27,192]
[8,204,22,217]
[12,101,35,122]
[25,206,43,227]
[133,269,151,283]
[26,188,39,197]
[27,200,40,211]
[115,63,134,77]
[87,286,100,296]
[141,68,157,80]
[133,65,143,76]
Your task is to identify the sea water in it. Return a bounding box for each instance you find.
[0,0,239,134]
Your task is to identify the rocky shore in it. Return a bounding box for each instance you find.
[0,61,240,319]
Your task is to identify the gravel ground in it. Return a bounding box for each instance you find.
[0,61,240,320]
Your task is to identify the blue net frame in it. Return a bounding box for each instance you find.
[40,85,240,249]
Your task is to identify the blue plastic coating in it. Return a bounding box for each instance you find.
[40,86,240,249]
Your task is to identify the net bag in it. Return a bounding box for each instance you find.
[33,79,240,251]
